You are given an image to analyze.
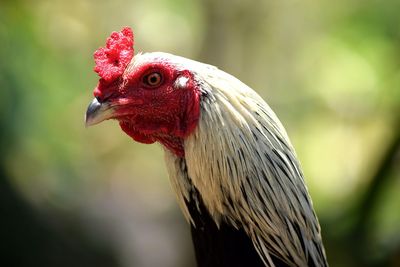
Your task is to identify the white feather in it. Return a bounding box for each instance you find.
[132,52,327,267]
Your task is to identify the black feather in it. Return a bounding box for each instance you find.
[180,159,290,267]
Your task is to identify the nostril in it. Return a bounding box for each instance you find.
[93,80,120,103]
[94,91,113,103]
[96,92,115,103]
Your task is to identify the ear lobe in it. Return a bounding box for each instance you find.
[174,70,193,90]
[174,75,189,89]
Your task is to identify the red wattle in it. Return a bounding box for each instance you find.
[119,121,156,144]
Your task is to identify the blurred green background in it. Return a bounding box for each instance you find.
[1,0,399,266]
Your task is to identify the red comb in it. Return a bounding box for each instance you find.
[94,27,134,83]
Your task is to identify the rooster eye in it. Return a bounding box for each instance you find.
[143,72,163,87]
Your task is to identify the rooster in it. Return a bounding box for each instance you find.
[85,27,328,267]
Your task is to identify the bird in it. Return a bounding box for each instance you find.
[85,27,328,267]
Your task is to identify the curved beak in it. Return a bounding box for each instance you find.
[85,98,115,127]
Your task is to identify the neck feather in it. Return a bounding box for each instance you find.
[164,68,327,266]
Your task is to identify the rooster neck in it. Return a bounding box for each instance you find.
[177,158,286,267]
[156,135,185,158]
[164,68,328,266]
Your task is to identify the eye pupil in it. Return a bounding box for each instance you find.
[150,75,158,83]
[144,72,162,87]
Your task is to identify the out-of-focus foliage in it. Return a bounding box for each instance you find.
[0,0,399,266]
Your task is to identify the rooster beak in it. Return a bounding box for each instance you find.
[85,98,115,127]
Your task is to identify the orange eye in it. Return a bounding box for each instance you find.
[143,72,163,87]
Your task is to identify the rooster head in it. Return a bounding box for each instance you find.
[85,27,201,157]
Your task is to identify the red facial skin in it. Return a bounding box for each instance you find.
[92,27,200,157]
[94,61,201,157]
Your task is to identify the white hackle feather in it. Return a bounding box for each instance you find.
[131,53,327,267]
